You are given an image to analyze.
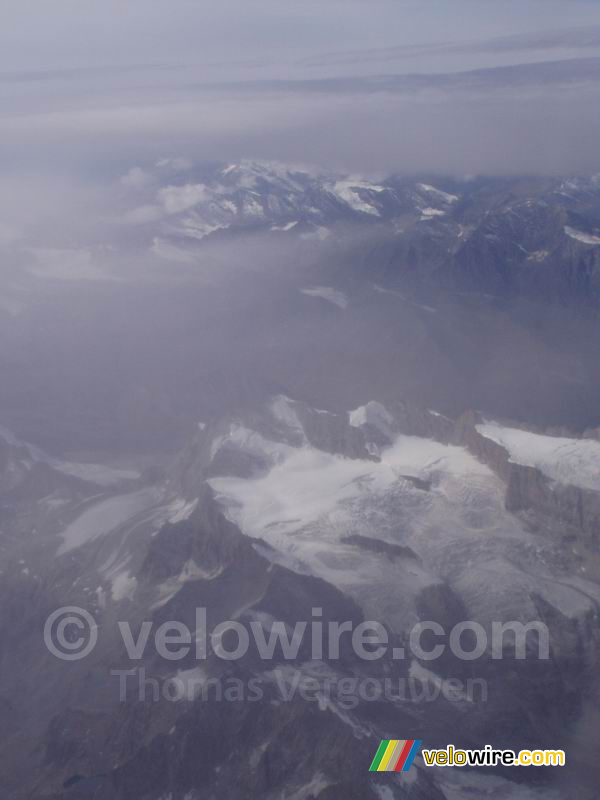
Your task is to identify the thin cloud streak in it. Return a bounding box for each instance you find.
[297,25,600,68]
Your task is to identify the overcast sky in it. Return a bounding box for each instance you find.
[1,1,600,183]
[2,1,600,75]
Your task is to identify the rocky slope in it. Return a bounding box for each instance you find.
[122,161,600,308]
[1,396,599,799]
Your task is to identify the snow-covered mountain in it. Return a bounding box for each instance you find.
[2,395,599,799]
[2,160,600,800]
[133,159,461,241]
[117,159,600,310]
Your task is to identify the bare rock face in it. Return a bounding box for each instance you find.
[292,401,376,461]
[451,410,518,480]
[452,412,600,550]
[390,399,455,442]
[141,485,259,583]
[506,465,600,547]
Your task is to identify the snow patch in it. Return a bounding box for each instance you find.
[330,179,384,216]
[110,570,138,602]
[417,183,459,203]
[242,195,265,218]
[349,401,395,439]
[564,226,600,245]
[209,433,488,546]
[0,425,140,488]
[57,488,159,554]
[527,249,550,262]
[300,286,348,309]
[271,221,298,232]
[179,218,225,240]
[211,421,293,464]
[168,498,199,524]
[420,207,446,220]
[477,422,600,492]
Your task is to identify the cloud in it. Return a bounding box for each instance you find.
[156,157,194,171]
[26,247,107,281]
[195,56,600,95]
[120,166,153,188]
[123,204,163,225]
[0,62,181,84]
[0,223,22,245]
[157,184,210,215]
[151,237,197,264]
[298,26,600,69]
[2,61,600,181]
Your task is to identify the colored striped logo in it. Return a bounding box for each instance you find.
[369,739,422,772]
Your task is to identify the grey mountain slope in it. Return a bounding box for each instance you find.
[1,396,599,798]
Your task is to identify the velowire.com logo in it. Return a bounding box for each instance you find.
[369,740,422,772]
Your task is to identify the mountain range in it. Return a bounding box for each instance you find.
[1,159,600,799]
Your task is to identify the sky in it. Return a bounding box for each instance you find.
[2,1,600,75]
[1,0,600,192]
[1,1,600,448]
